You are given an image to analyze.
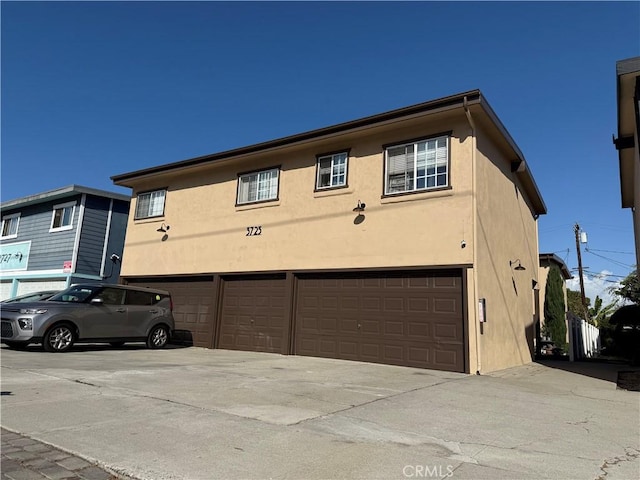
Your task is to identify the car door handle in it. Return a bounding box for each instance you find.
[148,309,158,313]
[116,308,126,313]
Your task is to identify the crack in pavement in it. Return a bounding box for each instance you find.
[594,447,640,480]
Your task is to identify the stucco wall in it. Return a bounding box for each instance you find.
[473,128,540,373]
[119,113,475,276]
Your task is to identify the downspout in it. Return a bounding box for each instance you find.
[463,96,481,375]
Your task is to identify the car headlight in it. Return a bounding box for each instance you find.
[19,308,47,314]
[18,318,33,330]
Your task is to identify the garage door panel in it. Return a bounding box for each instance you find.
[295,270,465,372]
[218,275,287,354]
[125,278,215,348]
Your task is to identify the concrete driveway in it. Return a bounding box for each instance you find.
[1,345,638,480]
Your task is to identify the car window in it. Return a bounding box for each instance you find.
[125,290,155,305]
[93,288,125,305]
[50,286,99,303]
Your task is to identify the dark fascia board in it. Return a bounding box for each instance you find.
[111,89,546,215]
[111,90,482,184]
[1,184,131,210]
[539,253,572,280]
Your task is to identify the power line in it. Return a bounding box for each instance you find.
[584,249,635,269]
[584,248,635,255]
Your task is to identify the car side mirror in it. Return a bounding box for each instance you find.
[90,298,104,305]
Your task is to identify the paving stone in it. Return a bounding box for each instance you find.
[76,467,114,480]
[3,468,47,480]
[8,439,39,447]
[23,445,53,454]
[22,459,58,470]
[56,458,91,472]
[1,458,24,472]
[39,466,77,480]
[0,429,125,480]
[40,452,70,462]
[5,452,39,462]
[2,447,23,454]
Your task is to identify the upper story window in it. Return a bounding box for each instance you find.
[384,135,449,195]
[1,213,20,239]
[316,152,348,190]
[50,202,76,232]
[135,189,166,219]
[237,168,279,205]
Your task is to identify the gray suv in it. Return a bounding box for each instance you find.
[1,283,175,352]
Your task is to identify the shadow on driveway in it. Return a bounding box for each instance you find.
[536,358,640,389]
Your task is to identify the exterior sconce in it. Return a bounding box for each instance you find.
[352,200,366,213]
[510,259,526,271]
[156,223,170,233]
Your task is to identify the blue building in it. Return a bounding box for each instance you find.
[0,185,130,300]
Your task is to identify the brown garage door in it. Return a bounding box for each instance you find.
[218,274,288,354]
[125,277,215,348]
[294,270,465,372]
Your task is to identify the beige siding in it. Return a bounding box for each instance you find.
[120,114,474,276]
[473,128,540,373]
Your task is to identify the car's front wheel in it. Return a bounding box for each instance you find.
[43,324,75,352]
[4,341,29,350]
[147,325,169,349]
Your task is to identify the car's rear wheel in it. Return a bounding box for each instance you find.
[147,325,169,349]
[4,341,29,350]
[110,341,125,348]
[43,324,75,353]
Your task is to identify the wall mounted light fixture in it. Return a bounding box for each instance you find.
[510,259,526,271]
[156,223,170,233]
[352,200,366,213]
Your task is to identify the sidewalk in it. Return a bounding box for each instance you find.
[1,428,129,480]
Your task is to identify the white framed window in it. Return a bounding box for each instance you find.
[316,152,348,190]
[49,201,76,232]
[237,168,279,205]
[385,135,449,195]
[135,189,166,219]
[1,213,20,239]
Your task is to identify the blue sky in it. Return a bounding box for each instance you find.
[2,1,639,303]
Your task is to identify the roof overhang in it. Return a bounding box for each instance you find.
[1,185,131,210]
[111,89,547,215]
[615,57,640,208]
[539,253,572,280]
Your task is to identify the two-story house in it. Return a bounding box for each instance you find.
[0,185,130,299]
[112,90,547,374]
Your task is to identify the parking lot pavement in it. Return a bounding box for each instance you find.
[1,427,129,480]
[1,345,639,480]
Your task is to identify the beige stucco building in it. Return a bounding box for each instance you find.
[615,57,640,267]
[112,90,547,374]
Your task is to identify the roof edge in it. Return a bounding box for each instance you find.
[111,90,482,185]
[539,253,572,280]
[1,185,131,210]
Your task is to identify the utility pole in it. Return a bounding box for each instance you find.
[574,223,590,321]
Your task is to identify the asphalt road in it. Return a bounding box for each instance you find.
[1,345,638,480]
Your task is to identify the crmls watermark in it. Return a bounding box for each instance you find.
[402,465,455,478]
